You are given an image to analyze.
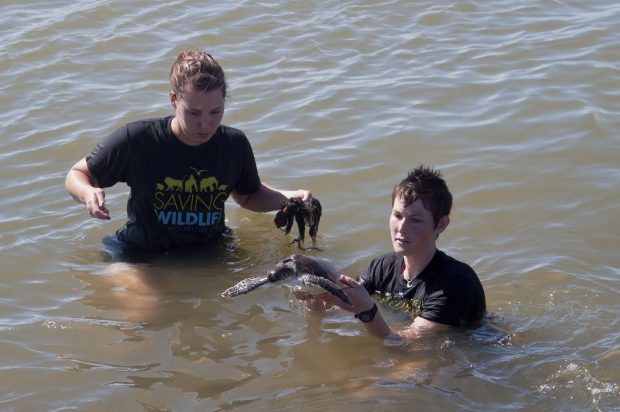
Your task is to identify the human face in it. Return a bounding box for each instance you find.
[170,88,225,146]
[389,196,448,257]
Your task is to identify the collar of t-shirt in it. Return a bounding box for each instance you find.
[401,250,443,288]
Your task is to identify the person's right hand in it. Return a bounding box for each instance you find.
[321,275,375,314]
[85,187,110,220]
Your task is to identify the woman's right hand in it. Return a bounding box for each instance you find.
[85,187,110,220]
[65,157,110,220]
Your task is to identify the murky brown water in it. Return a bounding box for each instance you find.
[1,0,619,410]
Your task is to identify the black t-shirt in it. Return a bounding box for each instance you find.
[86,116,261,252]
[358,250,486,326]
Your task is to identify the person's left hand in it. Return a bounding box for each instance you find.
[288,189,312,201]
[292,290,328,312]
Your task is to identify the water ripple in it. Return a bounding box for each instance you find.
[1,0,619,410]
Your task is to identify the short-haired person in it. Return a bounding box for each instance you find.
[65,49,311,255]
[307,166,486,340]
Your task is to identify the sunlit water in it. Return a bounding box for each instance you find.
[1,0,619,410]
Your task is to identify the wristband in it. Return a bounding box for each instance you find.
[354,303,378,323]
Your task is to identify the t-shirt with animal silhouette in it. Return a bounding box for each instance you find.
[358,250,486,327]
[86,116,261,252]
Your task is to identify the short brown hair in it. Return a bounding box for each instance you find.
[392,165,452,228]
[169,49,227,99]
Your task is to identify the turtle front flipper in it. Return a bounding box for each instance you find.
[292,207,306,248]
[221,276,269,297]
[299,273,352,306]
[274,208,288,229]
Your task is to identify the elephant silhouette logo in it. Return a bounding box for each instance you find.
[199,177,217,192]
[157,172,223,194]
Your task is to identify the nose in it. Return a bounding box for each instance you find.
[199,114,212,130]
[395,218,409,234]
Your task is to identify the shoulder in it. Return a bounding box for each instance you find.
[123,117,170,139]
[217,125,250,141]
[367,252,401,269]
[435,250,476,276]
[216,126,258,165]
[97,117,170,148]
[212,125,253,150]
[432,250,484,297]
[359,253,400,287]
[422,251,486,326]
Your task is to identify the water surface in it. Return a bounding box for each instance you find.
[1,0,619,410]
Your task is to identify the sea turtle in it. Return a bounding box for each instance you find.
[221,254,351,305]
[274,197,322,248]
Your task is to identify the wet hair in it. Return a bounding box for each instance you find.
[169,49,228,99]
[391,165,452,228]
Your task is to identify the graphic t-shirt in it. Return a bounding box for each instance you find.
[86,116,261,252]
[358,250,486,326]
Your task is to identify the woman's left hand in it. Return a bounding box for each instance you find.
[287,189,312,201]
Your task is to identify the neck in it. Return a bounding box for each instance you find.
[170,117,184,142]
[402,246,437,280]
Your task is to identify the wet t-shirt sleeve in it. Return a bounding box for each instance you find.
[230,131,261,195]
[85,124,131,188]
[419,271,482,326]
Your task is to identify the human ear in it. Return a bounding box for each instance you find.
[169,92,177,109]
[436,216,449,234]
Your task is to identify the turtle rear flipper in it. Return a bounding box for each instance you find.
[299,274,352,306]
[306,198,322,246]
[221,276,269,297]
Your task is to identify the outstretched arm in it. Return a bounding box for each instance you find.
[324,275,451,340]
[65,157,110,220]
[231,182,311,213]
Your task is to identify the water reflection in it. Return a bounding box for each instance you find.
[78,263,185,327]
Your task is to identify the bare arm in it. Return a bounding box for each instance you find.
[231,182,311,212]
[64,157,110,220]
[323,275,451,340]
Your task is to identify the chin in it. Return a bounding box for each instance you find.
[392,244,408,255]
